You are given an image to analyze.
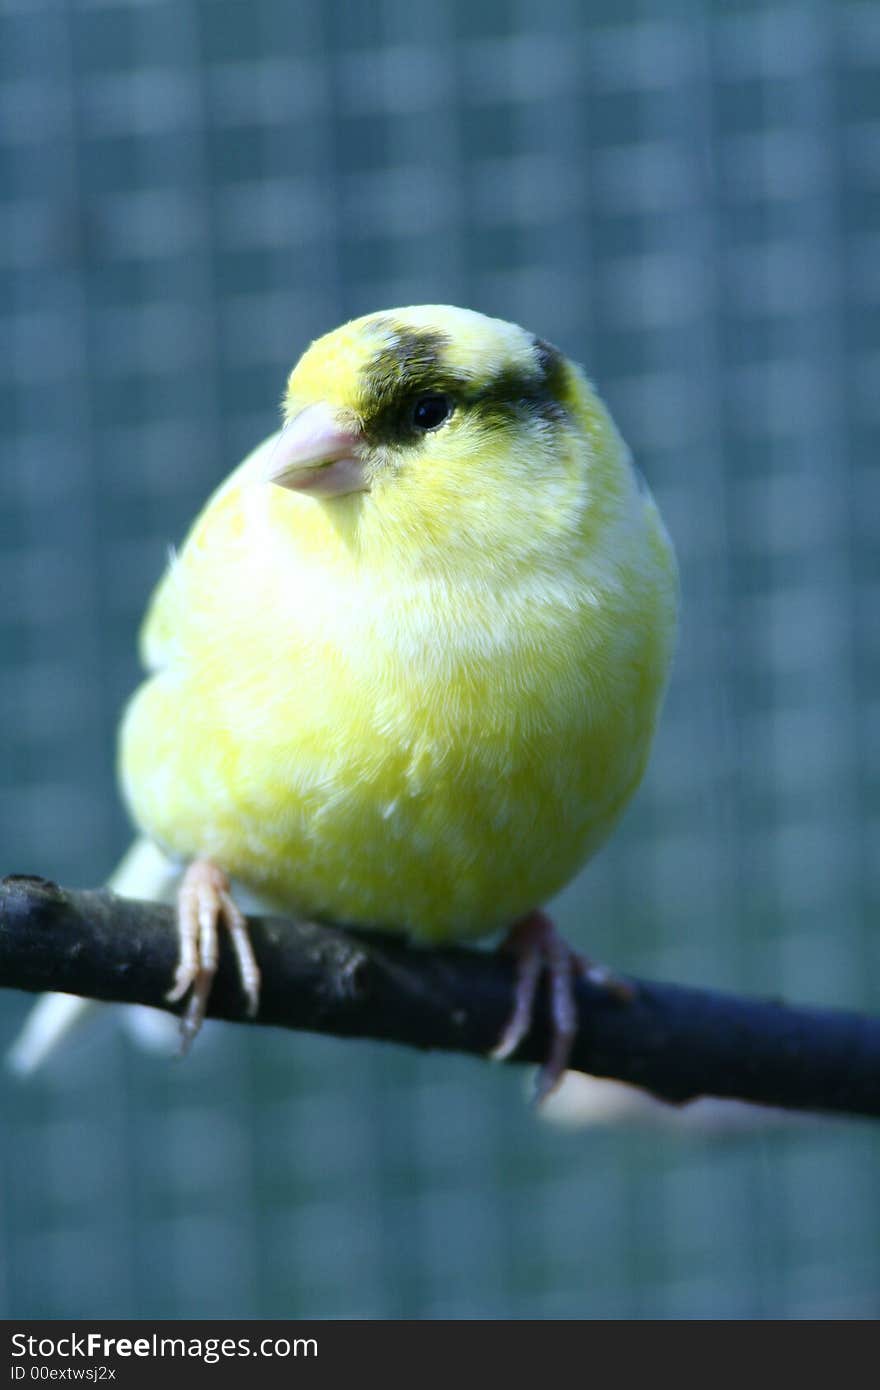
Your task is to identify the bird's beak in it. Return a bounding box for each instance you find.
[264,403,369,497]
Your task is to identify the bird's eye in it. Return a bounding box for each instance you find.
[411,393,454,432]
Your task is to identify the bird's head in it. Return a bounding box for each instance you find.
[268,305,629,577]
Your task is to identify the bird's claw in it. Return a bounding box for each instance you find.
[491,910,632,1105]
[167,859,261,1051]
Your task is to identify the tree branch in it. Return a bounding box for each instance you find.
[1,873,878,1118]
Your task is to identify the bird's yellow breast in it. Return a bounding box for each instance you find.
[119,433,676,943]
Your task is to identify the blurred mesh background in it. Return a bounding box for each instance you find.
[1,0,878,1319]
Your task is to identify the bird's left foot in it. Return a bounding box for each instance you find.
[491,909,633,1104]
[166,859,261,1051]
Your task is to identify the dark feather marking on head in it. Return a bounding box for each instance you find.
[360,323,464,444]
[470,358,568,429]
[360,322,570,446]
[365,323,455,401]
[533,337,568,401]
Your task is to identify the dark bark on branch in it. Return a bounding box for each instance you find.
[1,874,879,1118]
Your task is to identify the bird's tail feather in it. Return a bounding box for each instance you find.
[6,838,183,1076]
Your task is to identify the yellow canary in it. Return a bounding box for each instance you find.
[12,305,678,1094]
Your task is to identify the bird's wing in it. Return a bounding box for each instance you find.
[139,432,280,673]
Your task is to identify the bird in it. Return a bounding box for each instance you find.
[9,304,678,1100]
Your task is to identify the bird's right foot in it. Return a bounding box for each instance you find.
[491,909,634,1105]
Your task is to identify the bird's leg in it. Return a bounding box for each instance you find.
[165,859,261,1051]
[491,909,633,1104]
